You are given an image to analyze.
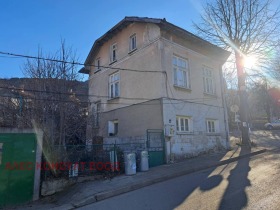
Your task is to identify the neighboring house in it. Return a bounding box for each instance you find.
[80,17,230,162]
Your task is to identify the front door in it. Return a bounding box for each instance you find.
[146,129,165,167]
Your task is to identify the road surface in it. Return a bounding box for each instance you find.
[78,147,280,210]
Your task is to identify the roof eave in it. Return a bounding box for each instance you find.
[83,16,231,67]
[84,17,163,66]
[79,67,90,74]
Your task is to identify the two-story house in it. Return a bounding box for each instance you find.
[80,17,230,163]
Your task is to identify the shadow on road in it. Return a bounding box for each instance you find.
[174,146,252,210]
[218,146,251,210]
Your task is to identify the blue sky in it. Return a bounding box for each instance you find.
[0,0,203,78]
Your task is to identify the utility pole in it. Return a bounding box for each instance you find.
[236,53,250,146]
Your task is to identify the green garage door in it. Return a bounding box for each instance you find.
[0,133,37,208]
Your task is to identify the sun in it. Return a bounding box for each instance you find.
[244,55,257,69]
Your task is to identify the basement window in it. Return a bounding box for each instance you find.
[206,119,219,133]
[176,116,193,132]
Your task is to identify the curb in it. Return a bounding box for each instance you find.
[71,148,267,208]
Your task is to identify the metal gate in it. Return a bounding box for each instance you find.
[0,133,37,208]
[146,129,165,167]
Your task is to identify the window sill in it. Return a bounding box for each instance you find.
[107,97,120,102]
[206,132,221,136]
[128,48,137,54]
[176,131,194,135]
[203,92,217,97]
[109,60,117,65]
[173,85,191,92]
[108,134,118,137]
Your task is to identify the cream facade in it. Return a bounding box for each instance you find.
[80,17,230,161]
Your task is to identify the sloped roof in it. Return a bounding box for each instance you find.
[80,16,230,74]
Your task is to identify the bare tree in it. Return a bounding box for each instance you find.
[22,40,88,146]
[194,0,280,144]
[269,45,280,81]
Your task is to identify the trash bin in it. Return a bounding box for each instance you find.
[124,152,136,175]
[140,150,149,172]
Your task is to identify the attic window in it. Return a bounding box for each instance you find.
[110,43,117,63]
[95,58,101,72]
[129,34,137,52]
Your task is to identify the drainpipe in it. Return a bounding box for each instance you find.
[219,66,230,149]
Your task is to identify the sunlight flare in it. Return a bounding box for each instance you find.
[244,55,257,69]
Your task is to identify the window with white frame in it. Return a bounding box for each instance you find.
[173,56,190,88]
[129,34,137,52]
[108,120,118,136]
[109,72,120,98]
[110,43,117,63]
[203,66,215,94]
[206,119,219,133]
[176,116,192,132]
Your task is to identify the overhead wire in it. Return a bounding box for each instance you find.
[0,85,222,103]
[0,50,224,107]
[0,94,223,107]
[0,51,163,73]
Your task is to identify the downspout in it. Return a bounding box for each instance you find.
[219,65,230,149]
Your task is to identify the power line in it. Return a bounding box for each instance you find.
[0,95,88,104]
[0,94,223,107]
[0,85,222,102]
[0,51,163,73]
[0,51,224,106]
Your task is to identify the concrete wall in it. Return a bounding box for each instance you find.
[88,22,225,112]
[159,36,224,107]
[162,98,229,161]
[88,22,164,112]
[99,99,163,141]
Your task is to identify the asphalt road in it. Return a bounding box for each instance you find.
[78,147,280,210]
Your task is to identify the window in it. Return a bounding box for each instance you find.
[109,72,120,98]
[203,66,215,94]
[176,116,192,132]
[129,34,137,52]
[94,102,101,127]
[108,120,118,136]
[206,119,219,133]
[110,43,117,63]
[95,58,101,72]
[173,56,190,88]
